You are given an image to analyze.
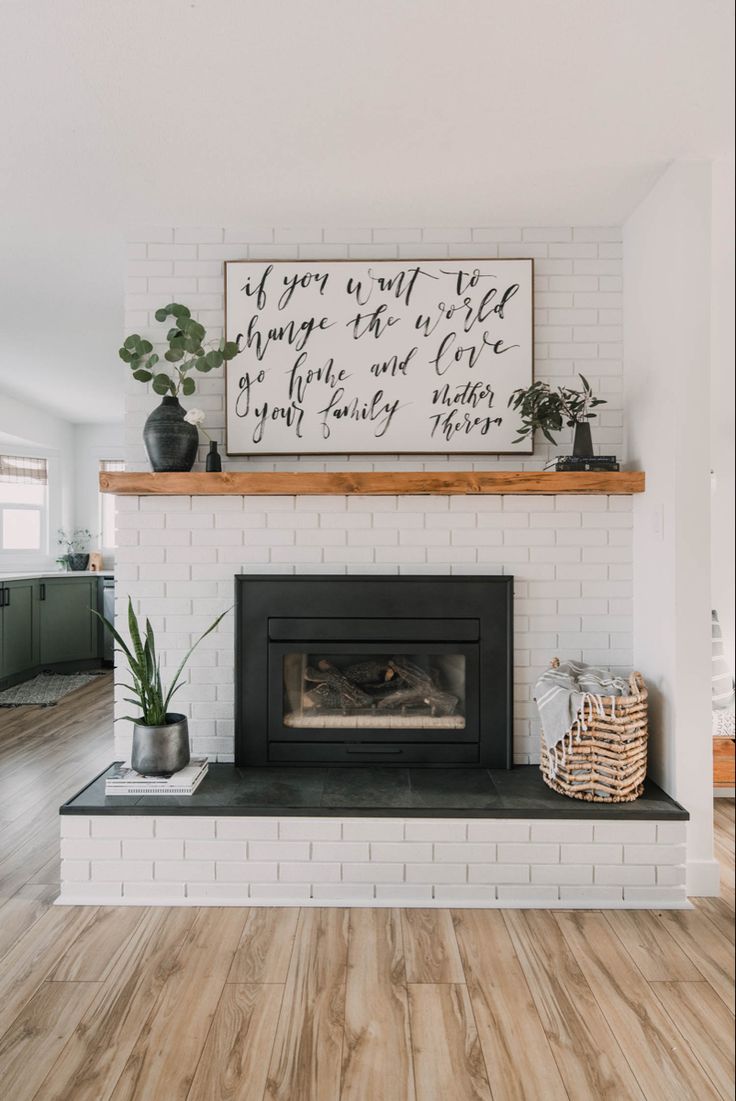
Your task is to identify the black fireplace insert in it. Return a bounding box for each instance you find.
[235,575,513,767]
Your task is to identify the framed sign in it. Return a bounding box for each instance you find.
[224,258,533,455]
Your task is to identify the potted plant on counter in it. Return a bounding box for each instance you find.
[94,597,229,775]
[57,528,96,571]
[508,374,607,457]
[119,302,241,473]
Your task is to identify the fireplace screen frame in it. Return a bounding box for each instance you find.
[235,574,513,768]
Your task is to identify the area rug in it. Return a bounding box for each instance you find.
[0,672,106,708]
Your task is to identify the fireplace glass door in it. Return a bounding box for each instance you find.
[283,651,467,730]
[270,641,478,744]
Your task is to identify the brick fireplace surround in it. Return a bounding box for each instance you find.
[58,224,692,908]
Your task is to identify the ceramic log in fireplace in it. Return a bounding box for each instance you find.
[235,575,513,767]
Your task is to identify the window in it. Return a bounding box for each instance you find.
[0,455,48,553]
[99,459,125,547]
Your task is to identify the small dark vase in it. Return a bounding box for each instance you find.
[68,553,90,571]
[143,397,198,473]
[205,440,222,472]
[572,421,594,458]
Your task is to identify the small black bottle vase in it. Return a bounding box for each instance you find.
[205,441,222,472]
[572,421,594,458]
[143,397,198,473]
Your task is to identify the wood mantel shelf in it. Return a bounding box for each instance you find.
[99,470,645,496]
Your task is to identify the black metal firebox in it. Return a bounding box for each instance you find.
[235,575,513,768]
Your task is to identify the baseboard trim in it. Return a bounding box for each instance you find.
[56,893,693,910]
[686,858,721,896]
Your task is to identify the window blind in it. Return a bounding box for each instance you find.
[0,454,48,485]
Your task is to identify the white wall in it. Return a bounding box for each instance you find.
[710,157,735,676]
[0,392,75,568]
[74,422,125,567]
[624,162,718,895]
[0,391,124,569]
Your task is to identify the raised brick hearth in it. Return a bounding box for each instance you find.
[58,766,689,908]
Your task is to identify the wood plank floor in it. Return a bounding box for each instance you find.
[0,675,733,1101]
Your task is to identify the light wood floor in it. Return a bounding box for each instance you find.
[0,675,733,1101]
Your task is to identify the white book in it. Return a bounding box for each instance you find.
[105,757,208,795]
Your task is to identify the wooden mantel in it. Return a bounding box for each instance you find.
[100,470,645,496]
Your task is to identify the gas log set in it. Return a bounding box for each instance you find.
[305,657,458,715]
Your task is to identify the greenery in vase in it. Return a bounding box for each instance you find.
[56,527,95,567]
[507,374,606,445]
[119,302,241,399]
[94,597,229,726]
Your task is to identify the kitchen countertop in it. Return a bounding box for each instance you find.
[0,571,114,581]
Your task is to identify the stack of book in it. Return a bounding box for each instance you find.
[105,757,208,796]
[554,455,620,472]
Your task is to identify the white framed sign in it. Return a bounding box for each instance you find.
[224,258,533,455]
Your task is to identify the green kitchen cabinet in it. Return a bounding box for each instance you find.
[1,579,39,681]
[38,577,100,666]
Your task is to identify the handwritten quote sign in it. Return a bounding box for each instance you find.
[224,259,533,454]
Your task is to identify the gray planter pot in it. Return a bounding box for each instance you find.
[143,397,198,473]
[131,714,190,776]
[67,553,90,571]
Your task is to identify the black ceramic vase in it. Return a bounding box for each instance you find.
[68,553,90,571]
[572,421,594,458]
[205,441,222,472]
[143,397,198,473]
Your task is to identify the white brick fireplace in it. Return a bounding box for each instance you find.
[58,223,695,911]
[116,223,630,766]
[114,490,633,766]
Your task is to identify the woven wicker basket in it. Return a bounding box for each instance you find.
[540,659,648,802]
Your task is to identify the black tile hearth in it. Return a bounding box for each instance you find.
[61,764,688,820]
[409,768,501,810]
[322,767,412,809]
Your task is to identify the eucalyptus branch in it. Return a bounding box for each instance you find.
[119,302,241,400]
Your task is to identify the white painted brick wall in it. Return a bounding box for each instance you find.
[116,226,630,764]
[59,814,688,909]
[113,491,632,762]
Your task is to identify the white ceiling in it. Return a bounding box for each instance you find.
[0,0,733,423]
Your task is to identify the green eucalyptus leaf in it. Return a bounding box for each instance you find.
[124,334,140,351]
[154,308,169,322]
[222,341,240,360]
[170,303,191,319]
[139,339,153,354]
[181,377,196,396]
[165,347,184,362]
[132,369,153,382]
[205,350,223,370]
[119,347,133,363]
[147,353,159,368]
[152,373,174,395]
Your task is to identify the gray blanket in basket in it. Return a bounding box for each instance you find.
[534,661,630,759]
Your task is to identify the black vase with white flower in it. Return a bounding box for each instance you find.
[184,409,222,472]
[119,303,240,473]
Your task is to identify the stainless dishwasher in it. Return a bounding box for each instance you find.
[102,577,115,663]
